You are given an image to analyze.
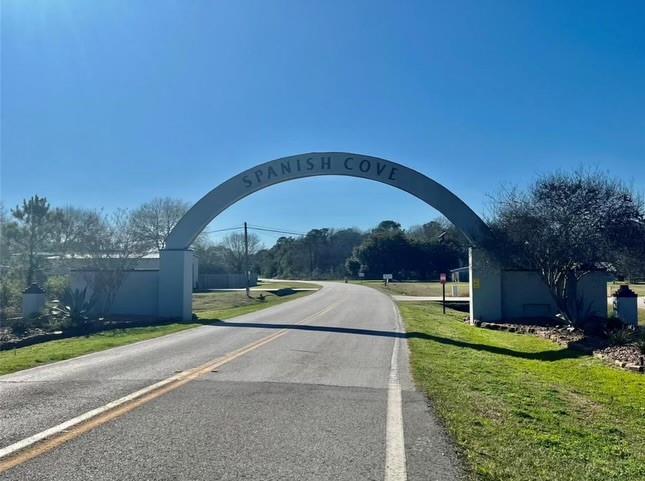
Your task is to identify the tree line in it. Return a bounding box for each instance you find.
[193,220,470,280]
[241,219,469,280]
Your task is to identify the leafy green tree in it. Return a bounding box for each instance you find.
[354,226,412,278]
[345,257,361,277]
[9,195,53,285]
[256,228,365,279]
[374,220,402,233]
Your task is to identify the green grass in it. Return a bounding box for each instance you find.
[401,302,645,481]
[0,323,199,376]
[0,284,319,376]
[193,283,319,317]
[352,280,470,297]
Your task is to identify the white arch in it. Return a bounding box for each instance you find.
[165,152,489,249]
[159,152,493,321]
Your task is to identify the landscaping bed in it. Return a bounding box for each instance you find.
[595,345,645,372]
[473,319,645,373]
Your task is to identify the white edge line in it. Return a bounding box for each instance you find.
[0,372,182,459]
[384,302,407,481]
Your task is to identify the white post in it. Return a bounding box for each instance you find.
[22,283,46,318]
[158,249,194,321]
[469,247,502,324]
[612,285,638,327]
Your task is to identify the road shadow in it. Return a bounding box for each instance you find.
[196,319,586,362]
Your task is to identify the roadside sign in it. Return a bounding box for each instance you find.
[358,272,365,278]
[440,273,447,314]
[382,274,393,280]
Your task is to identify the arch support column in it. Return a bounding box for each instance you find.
[469,247,502,323]
[159,249,193,321]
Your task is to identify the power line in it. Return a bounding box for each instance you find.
[201,225,243,234]
[202,224,305,237]
[247,225,305,236]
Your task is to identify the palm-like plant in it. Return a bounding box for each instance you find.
[50,287,98,331]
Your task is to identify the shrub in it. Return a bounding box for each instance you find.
[605,315,624,333]
[635,330,645,355]
[608,328,635,346]
[50,287,100,332]
[45,275,70,301]
[5,317,32,337]
[0,278,22,318]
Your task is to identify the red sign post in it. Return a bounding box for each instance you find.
[439,273,447,314]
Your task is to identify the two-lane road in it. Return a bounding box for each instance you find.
[0,282,461,480]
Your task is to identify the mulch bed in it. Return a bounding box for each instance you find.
[471,319,644,373]
[594,345,645,372]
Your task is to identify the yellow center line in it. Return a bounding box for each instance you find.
[0,301,341,474]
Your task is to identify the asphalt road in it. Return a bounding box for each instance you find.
[0,282,462,481]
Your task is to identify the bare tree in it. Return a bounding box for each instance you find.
[221,232,262,272]
[49,207,103,256]
[488,170,645,326]
[83,210,149,315]
[130,198,190,251]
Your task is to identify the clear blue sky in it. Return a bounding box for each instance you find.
[2,0,644,245]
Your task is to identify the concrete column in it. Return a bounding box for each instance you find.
[158,249,194,321]
[612,285,638,327]
[22,283,46,318]
[469,247,502,323]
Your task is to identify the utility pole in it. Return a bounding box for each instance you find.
[244,222,250,297]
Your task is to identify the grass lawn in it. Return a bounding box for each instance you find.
[352,280,470,297]
[192,283,319,318]
[0,323,200,376]
[401,302,645,481]
[0,283,319,376]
